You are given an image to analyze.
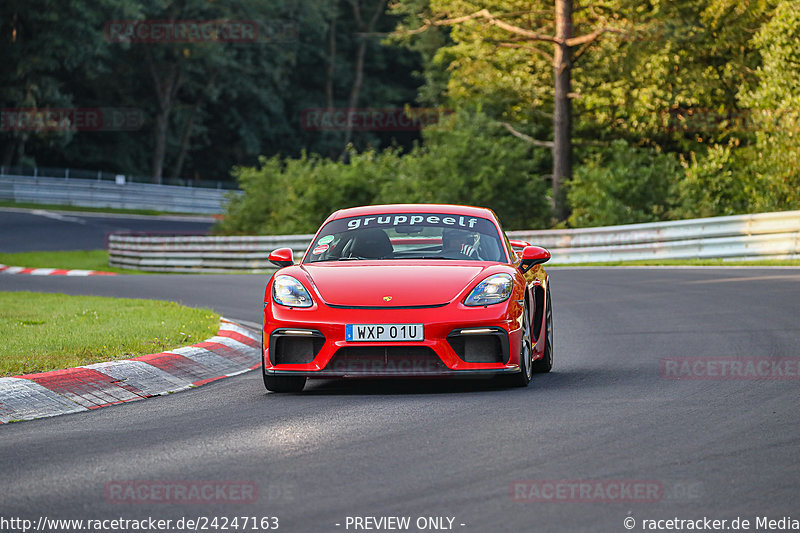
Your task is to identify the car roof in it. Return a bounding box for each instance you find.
[327,204,497,221]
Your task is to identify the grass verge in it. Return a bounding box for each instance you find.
[0,250,144,274]
[0,291,221,376]
[0,200,212,217]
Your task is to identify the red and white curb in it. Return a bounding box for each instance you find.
[0,264,117,276]
[0,318,261,424]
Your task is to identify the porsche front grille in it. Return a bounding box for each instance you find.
[324,346,448,374]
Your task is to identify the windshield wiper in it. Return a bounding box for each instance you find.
[336,256,394,261]
[391,255,464,260]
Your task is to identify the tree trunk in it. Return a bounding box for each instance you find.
[342,37,367,151]
[325,15,337,112]
[147,54,182,184]
[552,0,573,221]
[170,105,198,181]
[171,71,218,180]
[151,110,169,184]
[341,0,387,157]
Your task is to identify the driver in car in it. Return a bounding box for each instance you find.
[442,228,478,258]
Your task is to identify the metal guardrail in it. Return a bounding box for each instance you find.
[507,210,800,263]
[107,210,800,272]
[108,234,314,272]
[0,175,239,214]
[0,165,237,190]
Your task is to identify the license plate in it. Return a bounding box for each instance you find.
[346,324,424,342]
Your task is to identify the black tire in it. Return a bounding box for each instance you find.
[506,299,533,387]
[531,286,553,373]
[262,335,306,392]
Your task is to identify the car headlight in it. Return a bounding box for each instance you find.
[464,273,513,306]
[272,276,313,308]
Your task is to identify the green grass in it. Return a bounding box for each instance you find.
[551,258,800,267]
[0,200,211,217]
[0,250,142,274]
[0,291,221,376]
[0,249,264,274]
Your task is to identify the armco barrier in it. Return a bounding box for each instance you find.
[507,210,800,263]
[107,210,800,272]
[0,174,238,214]
[108,234,314,272]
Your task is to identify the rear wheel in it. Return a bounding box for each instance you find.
[531,287,553,373]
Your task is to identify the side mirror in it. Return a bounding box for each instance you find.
[519,245,550,273]
[508,238,532,258]
[268,248,294,268]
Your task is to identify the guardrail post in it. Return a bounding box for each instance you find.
[65,168,69,180]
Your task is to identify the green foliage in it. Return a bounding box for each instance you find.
[672,141,752,219]
[2,1,425,181]
[7,0,800,227]
[378,110,552,229]
[735,0,800,212]
[218,149,402,235]
[567,140,682,227]
[216,110,552,234]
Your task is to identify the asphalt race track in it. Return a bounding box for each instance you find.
[1,266,798,533]
[0,208,214,252]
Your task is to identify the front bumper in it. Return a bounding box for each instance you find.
[263,300,531,378]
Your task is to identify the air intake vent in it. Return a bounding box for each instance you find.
[269,330,325,365]
[447,328,509,364]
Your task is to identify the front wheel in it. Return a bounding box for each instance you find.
[505,300,533,387]
[531,286,553,373]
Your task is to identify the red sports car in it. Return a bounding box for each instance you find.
[261,204,553,392]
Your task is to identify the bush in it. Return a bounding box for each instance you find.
[673,138,799,219]
[567,140,682,227]
[673,141,752,219]
[215,110,553,235]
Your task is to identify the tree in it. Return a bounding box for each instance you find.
[737,0,800,211]
[0,0,128,167]
[110,0,303,183]
[395,0,624,219]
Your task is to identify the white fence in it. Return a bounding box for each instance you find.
[0,174,238,214]
[107,210,800,272]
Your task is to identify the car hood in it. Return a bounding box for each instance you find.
[300,261,494,307]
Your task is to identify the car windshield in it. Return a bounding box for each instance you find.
[304,213,508,263]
